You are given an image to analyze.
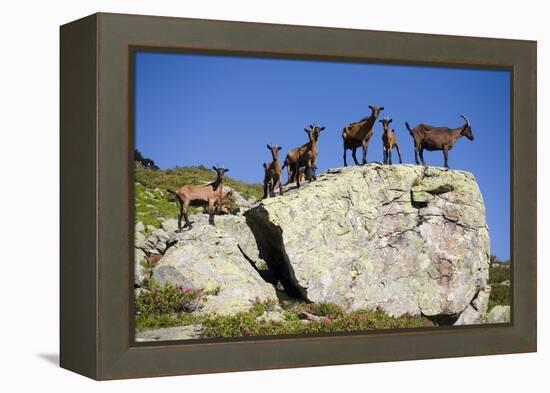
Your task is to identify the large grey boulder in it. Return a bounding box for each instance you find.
[151,214,278,315]
[245,164,491,320]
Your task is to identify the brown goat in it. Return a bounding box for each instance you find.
[215,190,233,215]
[379,117,403,165]
[342,105,384,166]
[405,115,473,168]
[263,144,283,198]
[282,124,325,187]
[167,166,229,230]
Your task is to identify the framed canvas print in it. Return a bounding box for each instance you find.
[60,13,537,380]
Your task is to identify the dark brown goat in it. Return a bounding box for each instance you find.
[167,166,229,230]
[405,115,473,168]
[342,105,384,166]
[379,117,402,165]
[282,124,325,187]
[263,144,283,198]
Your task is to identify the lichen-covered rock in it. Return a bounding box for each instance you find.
[134,248,148,286]
[135,325,202,342]
[454,285,491,325]
[486,305,511,323]
[245,164,490,319]
[151,214,278,315]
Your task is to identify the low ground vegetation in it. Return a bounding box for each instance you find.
[488,257,510,312]
[135,285,435,337]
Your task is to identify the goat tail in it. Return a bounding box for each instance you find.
[405,122,414,136]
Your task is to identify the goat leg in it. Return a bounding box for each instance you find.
[361,143,369,165]
[207,200,215,226]
[295,162,301,188]
[352,148,359,165]
[176,205,183,232]
[388,149,392,165]
[443,147,449,169]
[395,144,403,164]
[343,143,348,167]
[419,148,426,166]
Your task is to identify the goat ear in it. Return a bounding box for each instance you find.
[319,127,325,131]
[277,146,282,151]
[368,105,373,110]
[304,128,309,132]
[212,166,218,172]
[267,144,271,150]
[224,168,229,173]
[388,119,392,124]
[380,107,385,111]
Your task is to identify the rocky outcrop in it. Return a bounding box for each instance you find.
[245,164,491,320]
[454,285,491,325]
[486,305,511,324]
[151,214,278,315]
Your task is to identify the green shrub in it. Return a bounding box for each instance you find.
[489,265,510,285]
[200,300,434,338]
[488,285,510,311]
[135,285,204,317]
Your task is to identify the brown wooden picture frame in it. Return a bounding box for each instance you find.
[60,12,536,380]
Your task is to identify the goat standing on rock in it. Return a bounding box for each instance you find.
[263,144,284,198]
[380,116,403,165]
[167,166,229,231]
[282,124,325,188]
[405,115,474,168]
[342,105,384,166]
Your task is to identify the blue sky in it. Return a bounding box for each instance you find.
[135,52,510,260]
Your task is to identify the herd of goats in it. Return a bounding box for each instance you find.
[166,105,474,231]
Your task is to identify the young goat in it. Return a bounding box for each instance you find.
[167,166,229,231]
[263,144,283,198]
[379,116,403,165]
[405,115,473,168]
[342,105,384,166]
[282,124,325,188]
[215,190,233,215]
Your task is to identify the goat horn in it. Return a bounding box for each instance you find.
[460,114,470,127]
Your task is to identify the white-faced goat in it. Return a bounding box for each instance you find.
[379,116,403,165]
[263,144,283,198]
[282,124,325,188]
[167,166,229,231]
[342,105,384,166]
[405,115,474,168]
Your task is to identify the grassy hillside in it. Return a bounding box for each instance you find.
[135,163,263,228]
